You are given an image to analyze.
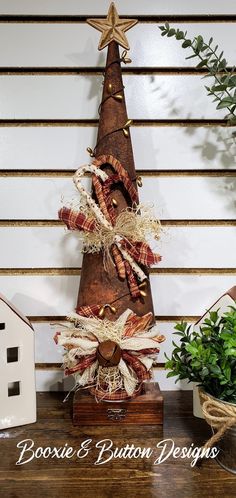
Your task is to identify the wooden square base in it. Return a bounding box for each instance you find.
[73,382,163,425]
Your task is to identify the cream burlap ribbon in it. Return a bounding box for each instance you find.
[72,164,161,282]
[199,389,236,449]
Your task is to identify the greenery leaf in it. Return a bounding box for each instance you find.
[217,97,235,109]
[182,40,192,48]
[158,23,236,123]
[196,59,208,68]
[211,84,228,92]
[167,28,176,37]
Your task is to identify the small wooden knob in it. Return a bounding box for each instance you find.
[97,340,121,367]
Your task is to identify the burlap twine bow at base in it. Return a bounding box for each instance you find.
[199,389,236,450]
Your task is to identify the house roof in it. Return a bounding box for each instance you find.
[0,294,34,330]
[195,286,236,325]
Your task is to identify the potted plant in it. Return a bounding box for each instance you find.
[165,305,236,473]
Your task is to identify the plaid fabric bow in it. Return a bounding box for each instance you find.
[54,309,165,401]
[59,155,161,298]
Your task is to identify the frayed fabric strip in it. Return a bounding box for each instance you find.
[54,308,165,401]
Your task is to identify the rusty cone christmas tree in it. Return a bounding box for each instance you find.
[55,3,165,424]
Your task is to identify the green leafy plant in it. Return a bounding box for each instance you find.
[159,22,236,124]
[165,305,236,403]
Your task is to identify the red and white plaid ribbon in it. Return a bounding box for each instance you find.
[54,309,165,401]
[59,155,161,297]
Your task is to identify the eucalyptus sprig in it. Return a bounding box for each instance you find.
[159,22,236,124]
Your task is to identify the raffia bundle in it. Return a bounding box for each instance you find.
[80,205,161,253]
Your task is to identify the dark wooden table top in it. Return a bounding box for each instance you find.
[0,391,235,498]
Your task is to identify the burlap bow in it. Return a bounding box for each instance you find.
[59,155,161,298]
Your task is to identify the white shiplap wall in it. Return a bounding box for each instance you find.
[0,0,235,391]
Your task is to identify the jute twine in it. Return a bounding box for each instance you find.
[82,206,161,253]
[199,389,236,450]
[90,380,142,402]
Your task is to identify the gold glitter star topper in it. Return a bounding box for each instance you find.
[87,2,138,51]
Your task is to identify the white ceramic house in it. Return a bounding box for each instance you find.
[0,294,36,429]
[193,286,236,418]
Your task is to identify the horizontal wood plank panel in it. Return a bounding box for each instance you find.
[2,170,236,177]
[0,226,235,268]
[0,126,235,171]
[0,23,235,67]
[0,75,227,119]
[0,0,235,16]
[0,274,235,316]
[1,220,236,227]
[1,177,235,220]
[1,268,235,275]
[0,119,228,126]
[29,315,205,323]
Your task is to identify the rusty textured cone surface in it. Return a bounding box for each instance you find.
[76,41,155,322]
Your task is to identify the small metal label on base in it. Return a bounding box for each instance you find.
[107,408,127,421]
